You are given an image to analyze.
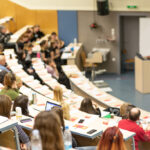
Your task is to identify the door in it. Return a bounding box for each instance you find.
[120,16,140,73]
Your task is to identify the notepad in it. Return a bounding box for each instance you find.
[0,116,8,124]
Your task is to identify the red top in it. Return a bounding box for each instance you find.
[118,119,150,150]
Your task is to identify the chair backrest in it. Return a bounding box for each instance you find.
[92,52,103,63]
[124,138,134,150]
[81,50,87,67]
[0,129,17,149]
[138,141,150,150]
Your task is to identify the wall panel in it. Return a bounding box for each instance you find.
[0,0,58,34]
[58,11,78,45]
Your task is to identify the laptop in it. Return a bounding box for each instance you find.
[45,101,61,111]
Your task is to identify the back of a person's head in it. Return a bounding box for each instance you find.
[45,58,53,65]
[24,42,33,50]
[0,95,12,118]
[34,111,64,150]
[13,95,29,116]
[53,86,63,103]
[0,70,7,84]
[4,72,16,89]
[0,25,5,33]
[51,106,65,131]
[51,32,57,36]
[120,103,135,119]
[97,126,126,150]
[129,108,141,122]
[79,98,96,114]
[0,43,4,52]
[40,40,47,47]
[61,102,70,120]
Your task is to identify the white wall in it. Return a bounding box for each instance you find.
[9,0,150,11]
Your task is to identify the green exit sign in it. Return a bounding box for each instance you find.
[127,5,137,8]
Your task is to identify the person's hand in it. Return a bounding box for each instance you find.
[20,143,27,150]
[27,68,33,73]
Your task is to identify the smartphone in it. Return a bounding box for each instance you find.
[78,119,85,123]
[20,118,32,123]
[87,129,97,134]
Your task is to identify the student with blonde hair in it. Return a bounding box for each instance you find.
[53,86,70,120]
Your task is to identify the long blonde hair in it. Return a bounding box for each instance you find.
[53,86,63,103]
[53,86,70,120]
[34,111,64,150]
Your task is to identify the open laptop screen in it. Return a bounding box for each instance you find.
[45,101,61,111]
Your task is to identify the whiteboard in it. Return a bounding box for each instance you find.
[140,18,150,57]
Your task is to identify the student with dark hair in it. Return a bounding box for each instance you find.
[45,58,59,79]
[22,42,35,74]
[13,95,29,116]
[0,25,11,44]
[0,70,7,83]
[118,108,150,150]
[40,40,50,62]
[0,72,19,100]
[79,98,101,116]
[0,95,30,149]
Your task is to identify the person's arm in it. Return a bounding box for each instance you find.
[54,49,60,59]
[41,51,46,61]
[15,125,30,144]
[137,127,150,142]
[50,51,55,60]
[52,63,59,78]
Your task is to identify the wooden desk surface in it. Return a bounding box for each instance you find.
[0,120,17,132]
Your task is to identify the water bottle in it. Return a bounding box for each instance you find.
[32,93,37,105]
[64,126,72,150]
[31,129,42,150]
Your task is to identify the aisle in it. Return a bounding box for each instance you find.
[95,72,150,112]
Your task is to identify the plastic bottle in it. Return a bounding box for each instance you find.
[63,126,72,150]
[31,129,42,150]
[32,93,37,105]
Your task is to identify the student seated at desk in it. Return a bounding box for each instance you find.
[40,40,50,62]
[34,111,64,150]
[79,98,101,117]
[0,73,19,101]
[0,43,4,55]
[45,58,59,79]
[118,108,150,150]
[97,126,127,150]
[51,106,78,148]
[22,43,35,75]
[31,25,44,42]
[24,28,34,42]
[53,86,70,120]
[50,32,65,49]
[0,55,10,72]
[120,103,135,119]
[49,41,61,65]
[17,35,30,51]
[0,25,11,45]
[13,95,29,116]
[0,95,30,149]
